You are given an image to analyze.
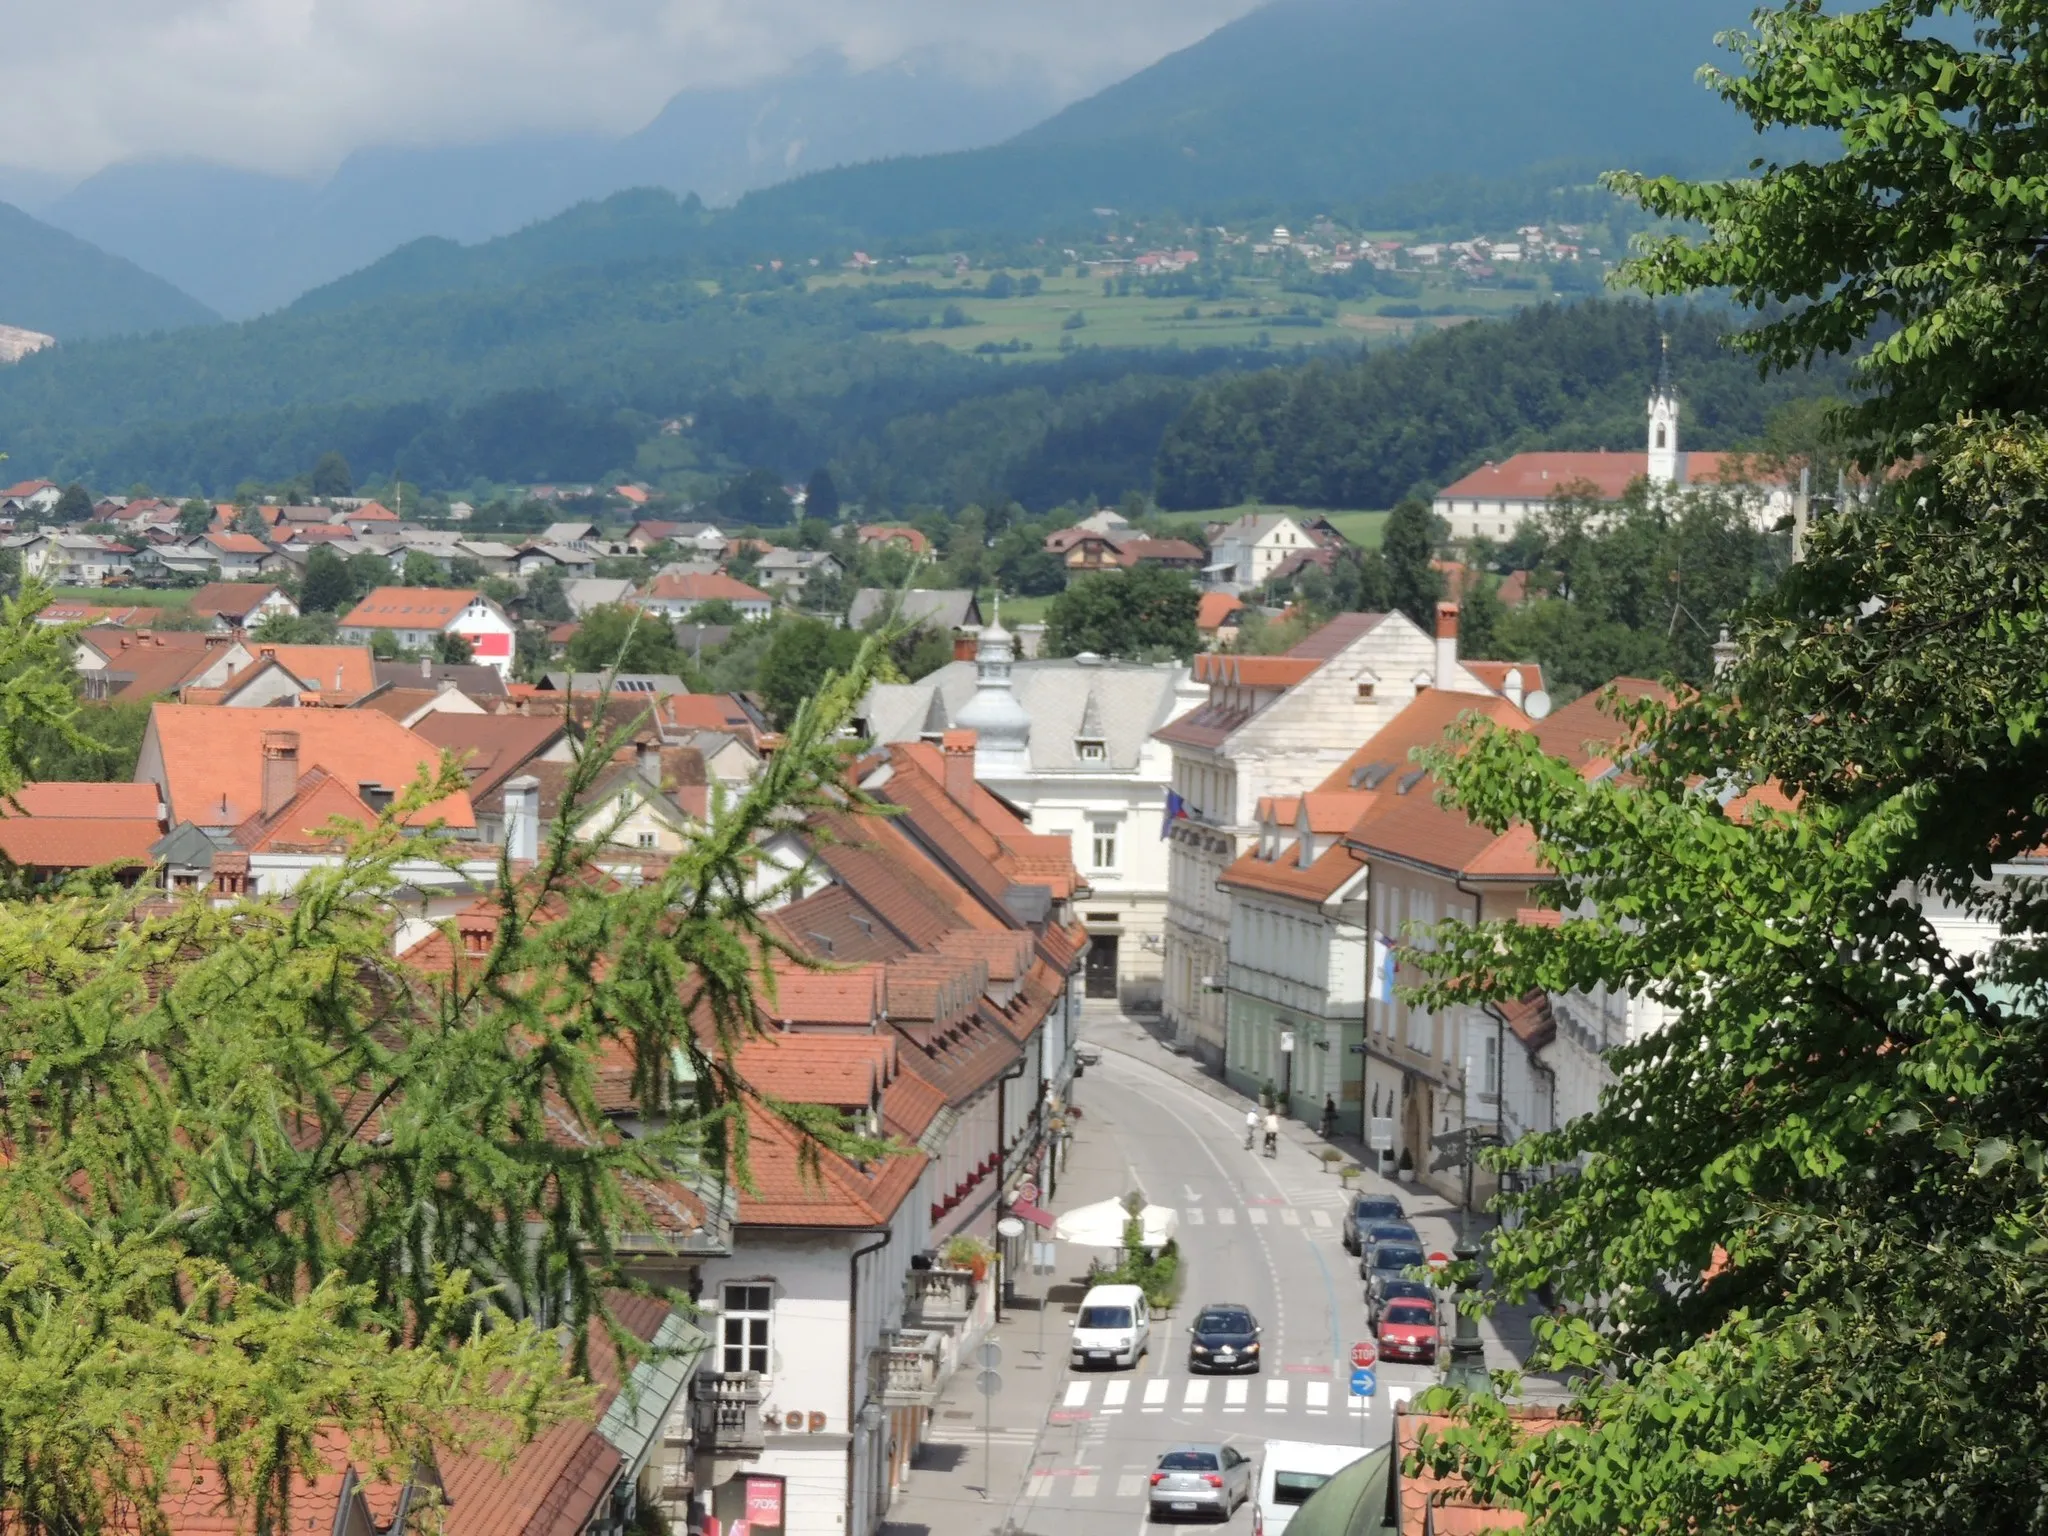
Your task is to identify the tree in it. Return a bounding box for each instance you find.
[177,498,214,537]
[309,450,353,497]
[1044,565,1200,660]
[52,483,91,523]
[400,550,447,587]
[368,626,402,659]
[565,603,686,676]
[299,545,353,614]
[754,616,864,727]
[433,630,474,665]
[1402,7,2048,1528]
[1380,496,1443,628]
[346,550,394,601]
[803,468,841,525]
[522,567,572,624]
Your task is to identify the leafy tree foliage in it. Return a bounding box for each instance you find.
[565,604,687,676]
[299,545,354,614]
[401,550,448,588]
[433,630,474,665]
[755,616,864,727]
[1381,496,1444,629]
[1044,565,1200,660]
[802,467,840,524]
[521,567,573,624]
[309,449,353,496]
[52,483,91,522]
[177,498,214,536]
[1155,300,1849,510]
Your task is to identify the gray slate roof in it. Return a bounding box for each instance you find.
[863,658,1189,771]
[848,588,982,632]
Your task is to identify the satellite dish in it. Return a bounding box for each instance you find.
[1524,689,1552,720]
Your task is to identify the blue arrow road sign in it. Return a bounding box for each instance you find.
[1350,1367,1377,1398]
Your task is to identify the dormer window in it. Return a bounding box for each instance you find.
[1076,738,1106,763]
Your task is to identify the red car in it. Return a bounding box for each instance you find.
[1375,1299,1440,1364]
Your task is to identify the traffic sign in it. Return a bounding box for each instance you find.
[1350,1341,1377,1369]
[1016,1179,1039,1205]
[1349,1367,1377,1398]
[977,1341,1003,1370]
[1427,1251,1452,1271]
[997,1216,1026,1239]
[976,1369,1003,1397]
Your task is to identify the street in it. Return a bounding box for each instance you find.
[888,1009,1503,1536]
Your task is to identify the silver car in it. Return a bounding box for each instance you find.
[1148,1442,1253,1522]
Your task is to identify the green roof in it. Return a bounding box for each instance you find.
[1283,1444,1396,1536]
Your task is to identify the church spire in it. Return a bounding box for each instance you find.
[1647,333,1680,488]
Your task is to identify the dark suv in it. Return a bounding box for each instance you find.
[1186,1302,1263,1373]
[1341,1194,1407,1255]
[1356,1221,1420,1279]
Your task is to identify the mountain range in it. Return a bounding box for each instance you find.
[0,201,217,340]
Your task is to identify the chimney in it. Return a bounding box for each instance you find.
[636,736,661,788]
[1434,601,1459,690]
[420,655,431,680]
[952,632,976,662]
[940,729,977,808]
[504,774,540,862]
[260,730,300,817]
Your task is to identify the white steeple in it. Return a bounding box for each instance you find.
[1647,334,1679,487]
[955,597,1031,772]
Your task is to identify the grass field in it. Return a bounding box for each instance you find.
[808,269,1529,357]
[978,590,1055,626]
[50,586,191,607]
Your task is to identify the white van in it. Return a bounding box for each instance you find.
[1069,1283,1150,1369]
[1252,1440,1374,1536]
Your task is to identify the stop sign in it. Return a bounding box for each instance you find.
[1350,1341,1377,1368]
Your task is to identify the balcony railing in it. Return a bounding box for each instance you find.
[877,1329,943,1408]
[689,1371,765,1455]
[906,1266,973,1328]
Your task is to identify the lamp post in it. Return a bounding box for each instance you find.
[1279,1028,1295,1118]
[1441,1232,1491,1397]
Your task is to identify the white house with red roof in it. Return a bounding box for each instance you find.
[1432,353,1797,539]
[337,587,517,675]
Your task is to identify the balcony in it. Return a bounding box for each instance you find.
[876,1330,943,1408]
[906,1266,973,1329]
[689,1372,765,1456]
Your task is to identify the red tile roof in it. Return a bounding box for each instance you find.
[730,1100,925,1227]
[1196,591,1245,630]
[1461,659,1544,697]
[641,571,770,604]
[88,630,243,701]
[186,581,287,620]
[341,587,484,630]
[222,644,377,697]
[8,781,159,818]
[231,767,378,852]
[410,713,569,801]
[144,704,475,830]
[204,532,274,556]
[759,961,885,1026]
[0,814,163,871]
[344,500,399,522]
[736,1033,896,1107]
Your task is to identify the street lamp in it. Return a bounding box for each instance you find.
[1441,1232,1491,1398]
[1279,1028,1294,1115]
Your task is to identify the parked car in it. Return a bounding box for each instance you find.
[1356,1221,1421,1278]
[1071,1283,1151,1369]
[1341,1193,1407,1254]
[1375,1298,1441,1364]
[1148,1443,1253,1522]
[1368,1276,1438,1327]
[1186,1303,1262,1373]
[1364,1242,1429,1309]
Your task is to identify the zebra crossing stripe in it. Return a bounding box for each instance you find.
[1248,1207,1269,1225]
[1103,1381,1129,1414]
[1281,1207,1301,1226]
[1224,1380,1248,1412]
[1062,1382,1089,1408]
[1029,1474,1054,1498]
[1184,1379,1210,1406]
[1073,1476,1099,1498]
[1217,1208,1237,1225]
[1186,1208,1205,1224]
[1265,1380,1289,1412]
[1117,1474,1146,1498]
[1143,1379,1169,1411]
[1310,1209,1333,1228]
[1307,1382,1330,1413]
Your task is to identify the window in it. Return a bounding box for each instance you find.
[721,1283,772,1374]
[1356,681,1375,700]
[636,831,657,850]
[1076,738,1106,762]
[1091,819,1119,870]
[1481,1033,1500,1100]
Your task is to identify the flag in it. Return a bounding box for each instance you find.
[1368,935,1396,1002]
[1162,790,1192,839]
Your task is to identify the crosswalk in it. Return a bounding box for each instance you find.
[1178,1205,1334,1229]
[1046,1374,1417,1419]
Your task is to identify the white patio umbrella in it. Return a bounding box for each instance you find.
[1054,1198,1180,1250]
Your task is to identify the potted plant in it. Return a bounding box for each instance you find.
[1396,1148,1416,1183]
[1339,1163,1363,1189]
[1260,1079,1277,1111]
[943,1233,995,1283]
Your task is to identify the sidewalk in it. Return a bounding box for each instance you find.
[1087,1003,1565,1394]
[880,1072,1138,1536]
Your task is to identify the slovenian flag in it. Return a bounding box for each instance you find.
[1162,790,1193,839]
[1368,935,1396,1002]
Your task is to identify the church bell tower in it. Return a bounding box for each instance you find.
[1647,334,1679,487]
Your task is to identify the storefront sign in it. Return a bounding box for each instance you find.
[745,1476,784,1529]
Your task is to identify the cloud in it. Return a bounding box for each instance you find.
[1,0,1257,180]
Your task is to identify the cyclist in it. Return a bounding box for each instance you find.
[1243,1106,1260,1150]
[1263,1110,1280,1158]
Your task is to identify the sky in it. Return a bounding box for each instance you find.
[3,0,1260,182]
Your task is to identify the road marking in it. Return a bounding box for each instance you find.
[1349,1393,1370,1416]
[1074,1475,1099,1499]
[1248,1207,1269,1226]
[1029,1474,1054,1499]
[1306,1381,1330,1413]
[1216,1208,1236,1226]
[1063,1382,1090,1408]
[1389,1386,1415,1409]
[1265,1380,1289,1412]
[1117,1474,1146,1498]
[1281,1207,1301,1226]
[1143,1379,1168,1410]
[1185,1207,1205,1224]
[1310,1209,1333,1228]
[1224,1380,1248,1412]
[1184,1379,1210,1406]
[1184,1185,1202,1202]
[1103,1380,1129,1414]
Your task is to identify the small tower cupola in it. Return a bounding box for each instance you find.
[1647,333,1680,487]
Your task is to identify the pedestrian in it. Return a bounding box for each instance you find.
[1321,1094,1337,1138]
[1243,1106,1260,1150]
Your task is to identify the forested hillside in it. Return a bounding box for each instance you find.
[0,202,218,339]
[1154,301,1853,510]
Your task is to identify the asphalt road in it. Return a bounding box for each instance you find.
[1003,1045,1440,1535]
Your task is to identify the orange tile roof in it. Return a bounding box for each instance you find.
[1300,790,1374,833]
[1319,691,1530,793]
[8,782,159,818]
[1196,591,1245,630]
[1191,653,1320,687]
[1529,677,1667,763]
[88,630,243,701]
[1220,836,1367,901]
[224,644,377,696]
[344,500,398,521]
[655,692,768,742]
[341,587,484,630]
[410,713,569,801]
[736,1033,895,1107]
[1285,610,1390,660]
[144,704,475,831]
[759,962,885,1026]
[1395,1404,1563,1536]
[1461,659,1544,697]
[641,571,770,603]
[186,581,287,620]
[882,1068,947,1139]
[0,815,163,871]
[231,767,379,852]
[204,532,274,556]
[730,1100,925,1227]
